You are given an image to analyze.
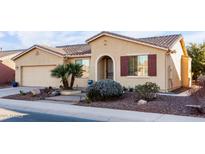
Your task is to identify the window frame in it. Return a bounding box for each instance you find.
[127,54,148,77]
[75,59,90,79]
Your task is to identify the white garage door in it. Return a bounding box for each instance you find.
[22,65,60,87]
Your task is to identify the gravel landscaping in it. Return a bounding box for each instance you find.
[3,88,57,101]
[77,92,205,118]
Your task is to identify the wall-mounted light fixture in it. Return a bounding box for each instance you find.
[104,40,107,46]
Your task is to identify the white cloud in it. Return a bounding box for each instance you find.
[8,31,99,49]
[0,32,5,38]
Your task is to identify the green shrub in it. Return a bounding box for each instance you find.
[86,86,101,101]
[86,79,123,101]
[19,90,26,95]
[122,86,128,92]
[128,87,134,92]
[135,82,160,101]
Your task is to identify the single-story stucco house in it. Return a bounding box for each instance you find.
[12,31,192,92]
[0,49,24,85]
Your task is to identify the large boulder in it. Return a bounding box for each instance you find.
[137,99,147,105]
[31,89,41,96]
[50,90,61,96]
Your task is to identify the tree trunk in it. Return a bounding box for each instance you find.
[62,78,69,90]
[70,75,75,89]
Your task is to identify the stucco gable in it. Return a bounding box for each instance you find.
[12,45,64,61]
[14,47,64,66]
[89,35,167,55]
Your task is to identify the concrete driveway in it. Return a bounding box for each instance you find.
[0,87,42,97]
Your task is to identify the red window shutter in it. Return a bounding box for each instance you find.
[120,56,129,76]
[148,54,157,76]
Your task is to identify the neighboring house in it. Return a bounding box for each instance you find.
[12,31,192,92]
[0,49,24,85]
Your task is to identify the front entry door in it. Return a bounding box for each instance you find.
[106,58,113,79]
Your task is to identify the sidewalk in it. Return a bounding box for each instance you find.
[0,98,204,122]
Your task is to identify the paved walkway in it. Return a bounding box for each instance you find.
[158,91,190,97]
[45,95,85,103]
[0,98,204,122]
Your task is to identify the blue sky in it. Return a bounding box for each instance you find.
[0,31,205,50]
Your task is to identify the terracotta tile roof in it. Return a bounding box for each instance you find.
[138,34,182,49]
[86,31,182,50]
[0,49,25,58]
[56,44,91,56]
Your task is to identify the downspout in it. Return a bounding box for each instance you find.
[165,52,167,92]
[165,49,172,92]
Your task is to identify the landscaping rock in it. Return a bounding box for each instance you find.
[31,89,41,96]
[50,90,61,96]
[137,99,147,105]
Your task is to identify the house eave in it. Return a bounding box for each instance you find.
[64,54,91,58]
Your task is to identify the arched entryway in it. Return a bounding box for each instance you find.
[96,55,114,81]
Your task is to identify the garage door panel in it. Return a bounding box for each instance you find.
[22,65,60,87]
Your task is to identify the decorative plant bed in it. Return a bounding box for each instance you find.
[3,88,58,101]
[77,92,205,118]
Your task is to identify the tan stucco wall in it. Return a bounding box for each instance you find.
[14,48,63,87]
[89,36,168,91]
[166,41,184,90]
[64,57,91,87]
[0,53,20,69]
[181,56,192,87]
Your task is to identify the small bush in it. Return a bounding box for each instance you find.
[86,86,101,101]
[86,79,123,101]
[128,87,134,92]
[19,90,26,95]
[122,86,128,92]
[135,82,160,101]
[189,76,205,100]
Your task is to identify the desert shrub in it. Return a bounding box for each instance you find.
[86,87,101,102]
[135,82,160,101]
[197,76,205,89]
[86,79,123,101]
[122,86,128,92]
[19,90,26,95]
[128,87,134,92]
[189,76,205,100]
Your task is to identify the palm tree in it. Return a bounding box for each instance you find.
[51,64,70,89]
[67,63,84,89]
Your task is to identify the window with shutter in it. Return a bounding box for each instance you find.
[148,54,157,76]
[121,54,156,77]
[120,56,129,76]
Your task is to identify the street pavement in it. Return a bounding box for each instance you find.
[0,107,97,122]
